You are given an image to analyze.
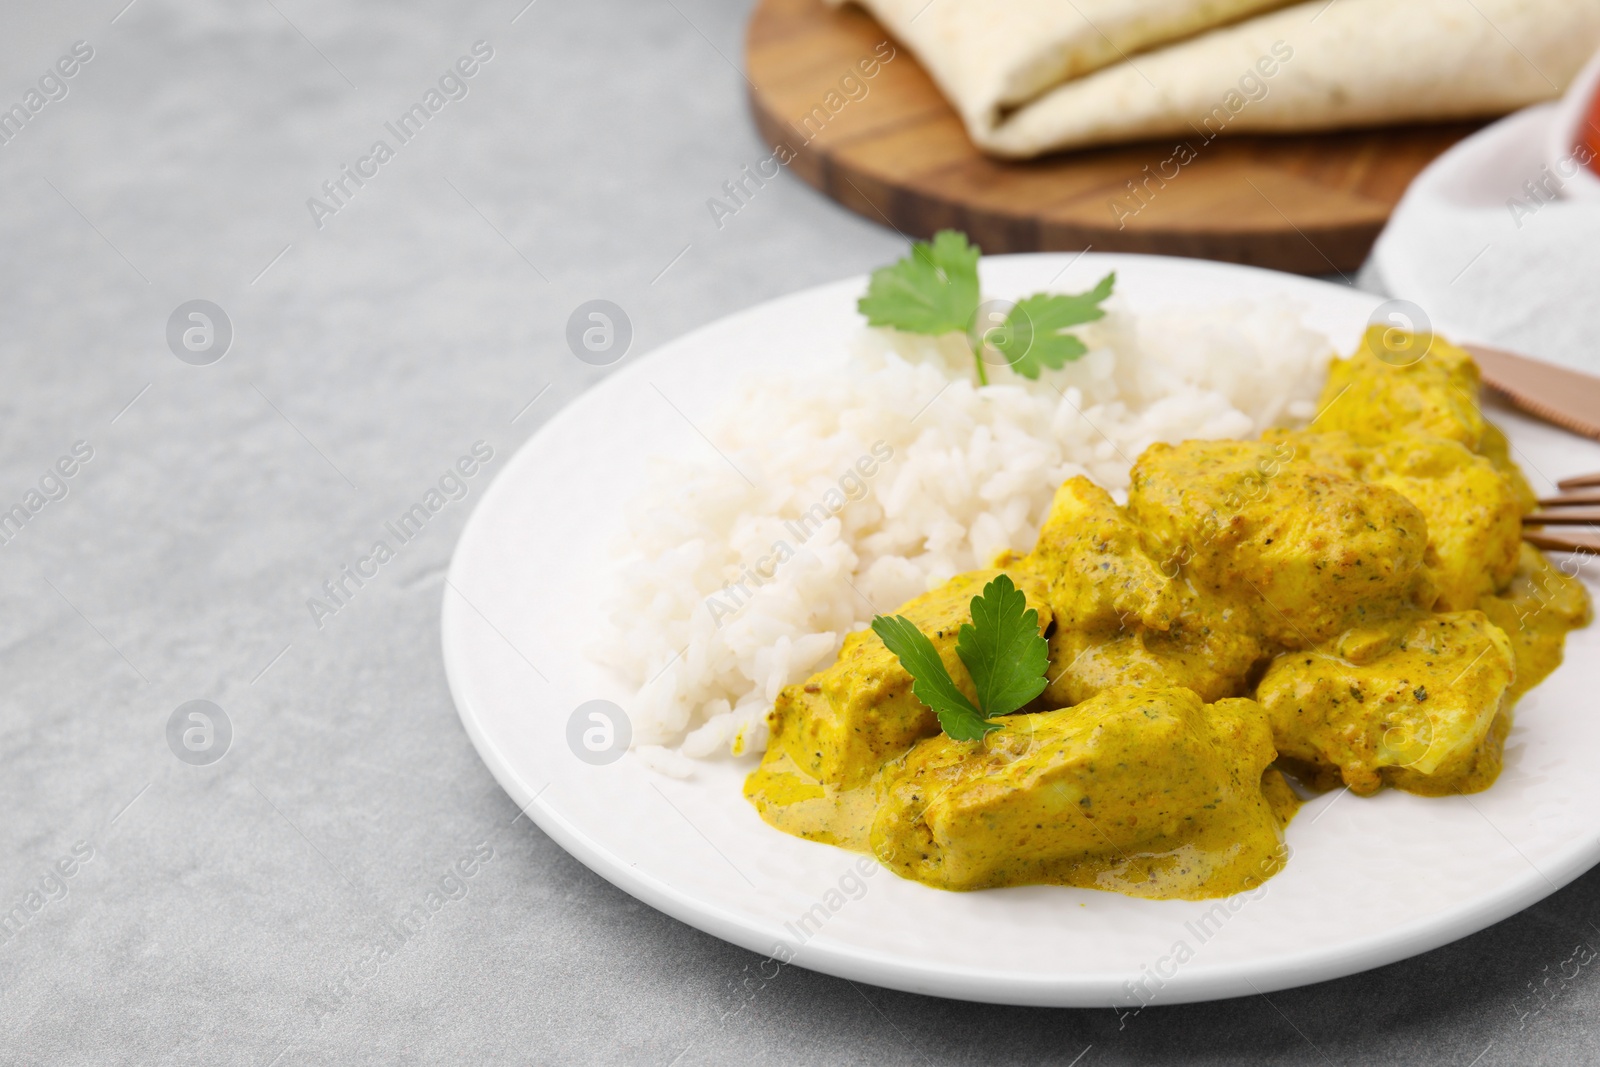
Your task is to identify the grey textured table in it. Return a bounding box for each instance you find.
[2,1,1597,1064]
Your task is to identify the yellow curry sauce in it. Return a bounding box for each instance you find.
[745,328,1591,899]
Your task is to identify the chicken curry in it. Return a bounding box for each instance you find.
[745,329,1591,899]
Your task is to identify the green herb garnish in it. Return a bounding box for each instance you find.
[857,230,1114,386]
[870,573,1049,741]
[870,614,992,741]
[859,230,981,338]
[994,278,1115,378]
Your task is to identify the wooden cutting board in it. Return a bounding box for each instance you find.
[745,0,1485,274]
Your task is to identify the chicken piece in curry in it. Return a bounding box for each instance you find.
[745,328,1590,899]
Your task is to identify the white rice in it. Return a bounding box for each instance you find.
[595,298,1335,773]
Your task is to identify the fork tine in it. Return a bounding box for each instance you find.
[1557,472,1600,491]
[1525,511,1600,526]
[1538,492,1600,507]
[1526,529,1600,553]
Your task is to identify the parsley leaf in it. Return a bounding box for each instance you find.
[870,614,995,742]
[858,231,1115,386]
[857,230,981,338]
[957,574,1050,717]
[992,273,1116,380]
[870,573,1050,742]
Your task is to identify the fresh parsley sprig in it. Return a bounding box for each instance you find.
[870,573,1050,742]
[857,230,1114,386]
[858,230,980,338]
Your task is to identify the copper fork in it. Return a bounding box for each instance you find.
[1525,474,1600,553]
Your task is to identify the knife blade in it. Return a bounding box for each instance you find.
[1463,342,1600,442]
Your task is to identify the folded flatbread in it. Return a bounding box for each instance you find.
[831,0,1600,157]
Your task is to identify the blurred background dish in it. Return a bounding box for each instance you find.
[1546,45,1600,200]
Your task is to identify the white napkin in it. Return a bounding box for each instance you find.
[1363,102,1600,376]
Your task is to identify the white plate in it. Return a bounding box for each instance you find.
[442,254,1600,1007]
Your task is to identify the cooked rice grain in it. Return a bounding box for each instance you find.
[593,300,1333,759]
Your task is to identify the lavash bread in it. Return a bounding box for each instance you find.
[833,0,1600,157]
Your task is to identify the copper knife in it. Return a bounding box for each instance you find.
[1464,342,1600,442]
